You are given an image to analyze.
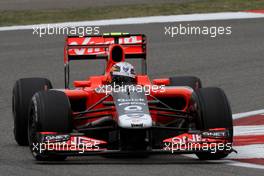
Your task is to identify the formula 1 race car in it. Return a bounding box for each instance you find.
[12,33,234,161]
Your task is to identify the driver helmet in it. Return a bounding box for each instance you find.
[110,62,136,85]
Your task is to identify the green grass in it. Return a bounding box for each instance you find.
[1,0,264,26]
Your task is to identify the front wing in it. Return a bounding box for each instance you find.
[33,128,233,156]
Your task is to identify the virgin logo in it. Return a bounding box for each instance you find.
[70,38,93,55]
[69,36,142,55]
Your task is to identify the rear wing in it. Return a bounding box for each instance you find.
[64,33,146,61]
[63,33,147,88]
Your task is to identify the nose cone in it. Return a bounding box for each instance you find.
[118,114,152,129]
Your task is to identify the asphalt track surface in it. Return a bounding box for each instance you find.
[0,18,263,175]
[0,0,199,10]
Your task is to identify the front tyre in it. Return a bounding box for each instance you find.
[28,90,72,161]
[12,78,52,146]
[194,87,233,160]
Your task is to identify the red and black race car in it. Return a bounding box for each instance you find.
[12,33,234,161]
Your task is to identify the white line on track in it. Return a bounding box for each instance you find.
[228,144,264,159]
[1,12,264,31]
[233,109,264,119]
[234,125,264,136]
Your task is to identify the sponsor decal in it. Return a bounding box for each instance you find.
[131,123,144,127]
[124,105,143,112]
[43,135,70,143]
[123,66,129,72]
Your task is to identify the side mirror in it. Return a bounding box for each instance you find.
[152,78,170,86]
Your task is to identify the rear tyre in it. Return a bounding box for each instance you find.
[28,90,72,161]
[194,87,233,160]
[12,78,52,146]
[169,76,202,90]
